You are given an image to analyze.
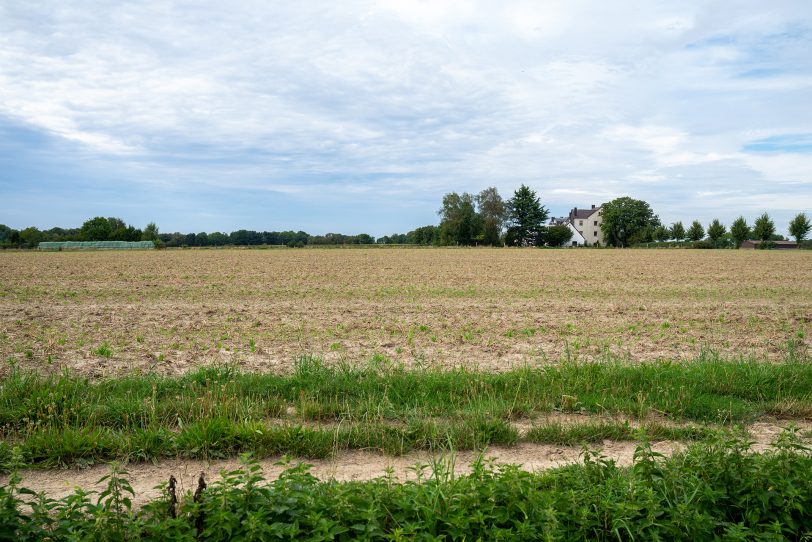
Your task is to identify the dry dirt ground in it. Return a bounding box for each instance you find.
[6,420,809,508]
[1,248,810,376]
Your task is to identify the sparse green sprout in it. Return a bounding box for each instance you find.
[93,343,112,358]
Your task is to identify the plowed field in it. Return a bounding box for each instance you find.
[1,248,810,376]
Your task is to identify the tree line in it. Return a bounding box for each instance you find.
[650,212,810,248]
[387,187,809,249]
[0,217,379,249]
[415,187,660,248]
[1,194,809,249]
[0,217,159,249]
[409,184,571,247]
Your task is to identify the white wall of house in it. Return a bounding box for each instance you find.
[566,223,586,246]
[574,208,604,246]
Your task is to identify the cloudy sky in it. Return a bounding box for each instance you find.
[1,0,811,236]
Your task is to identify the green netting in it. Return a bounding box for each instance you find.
[38,241,155,250]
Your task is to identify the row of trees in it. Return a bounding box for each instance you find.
[432,185,574,247]
[376,226,440,246]
[150,229,379,248]
[650,212,810,248]
[429,190,663,247]
[161,230,313,248]
[2,202,808,250]
[0,218,375,249]
[0,217,160,249]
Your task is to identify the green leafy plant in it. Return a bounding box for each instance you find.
[93,343,113,358]
[1,435,812,539]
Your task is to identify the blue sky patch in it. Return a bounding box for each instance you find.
[743,134,812,154]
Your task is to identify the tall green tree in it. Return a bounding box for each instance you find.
[439,192,481,246]
[707,219,726,247]
[653,224,670,242]
[0,225,16,248]
[80,217,113,241]
[505,185,548,246]
[730,216,750,248]
[753,213,775,242]
[788,212,810,247]
[670,221,685,241]
[598,197,657,247]
[544,224,574,247]
[142,222,159,241]
[410,225,438,246]
[19,227,44,248]
[686,220,705,242]
[475,187,507,246]
[208,232,229,245]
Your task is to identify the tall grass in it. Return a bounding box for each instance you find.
[0,352,809,466]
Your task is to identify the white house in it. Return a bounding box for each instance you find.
[568,205,604,246]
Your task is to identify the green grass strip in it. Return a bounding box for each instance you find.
[2,353,810,431]
[1,354,810,466]
[0,417,522,468]
[525,421,718,446]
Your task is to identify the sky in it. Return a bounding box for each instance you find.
[1,0,811,237]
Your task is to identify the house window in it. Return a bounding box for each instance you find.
[594,231,598,237]
[594,221,598,226]
[579,220,583,226]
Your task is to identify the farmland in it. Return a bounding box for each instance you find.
[1,248,810,375]
[1,247,812,538]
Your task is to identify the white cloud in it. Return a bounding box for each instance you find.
[1,0,811,232]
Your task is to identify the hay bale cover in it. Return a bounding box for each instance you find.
[38,241,155,250]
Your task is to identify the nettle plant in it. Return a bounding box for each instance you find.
[2,434,812,540]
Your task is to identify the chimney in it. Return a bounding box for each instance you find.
[591,204,595,209]
[574,207,577,214]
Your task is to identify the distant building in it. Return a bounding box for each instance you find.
[566,204,604,246]
[740,240,798,250]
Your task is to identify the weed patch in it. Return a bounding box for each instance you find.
[1,433,811,540]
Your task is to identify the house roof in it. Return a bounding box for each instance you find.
[569,206,601,220]
[571,209,595,219]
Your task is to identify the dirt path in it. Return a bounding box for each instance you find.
[5,421,808,508]
[6,441,682,508]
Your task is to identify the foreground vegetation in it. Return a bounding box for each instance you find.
[2,433,811,540]
[1,354,810,467]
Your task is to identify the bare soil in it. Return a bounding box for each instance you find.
[1,248,810,376]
